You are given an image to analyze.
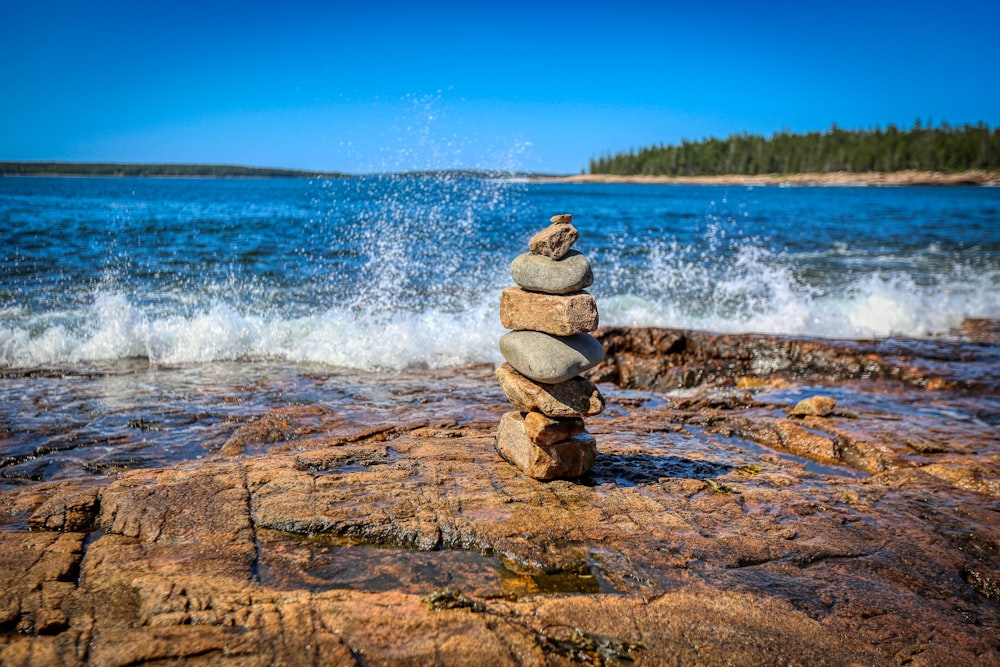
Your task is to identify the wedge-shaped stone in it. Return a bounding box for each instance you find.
[499,287,598,336]
[495,363,605,417]
[523,411,585,446]
[528,223,579,260]
[788,395,837,418]
[550,213,572,223]
[510,250,593,295]
[499,331,604,384]
[495,411,596,480]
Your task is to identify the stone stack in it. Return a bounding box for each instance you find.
[494,213,606,480]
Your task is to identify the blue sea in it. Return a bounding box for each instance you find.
[2,174,999,484]
[2,175,998,371]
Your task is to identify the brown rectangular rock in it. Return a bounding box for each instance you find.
[495,411,596,480]
[523,411,585,446]
[499,286,598,336]
[495,363,605,418]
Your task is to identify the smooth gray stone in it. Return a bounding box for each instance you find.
[509,250,593,295]
[498,331,605,384]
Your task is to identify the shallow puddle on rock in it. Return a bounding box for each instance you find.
[498,561,616,597]
[257,530,503,597]
[692,425,868,479]
[600,386,669,415]
[756,382,1000,427]
[257,529,620,600]
[581,426,755,488]
[0,361,502,487]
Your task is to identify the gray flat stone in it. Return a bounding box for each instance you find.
[510,250,593,295]
[499,331,605,384]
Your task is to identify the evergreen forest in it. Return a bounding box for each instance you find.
[588,122,1000,176]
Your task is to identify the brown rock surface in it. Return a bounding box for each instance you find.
[499,286,598,336]
[788,394,837,417]
[1,323,999,665]
[495,411,596,479]
[590,325,1000,393]
[528,223,579,260]
[522,411,585,446]
[495,362,605,417]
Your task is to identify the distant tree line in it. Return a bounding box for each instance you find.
[0,162,348,178]
[588,121,1000,176]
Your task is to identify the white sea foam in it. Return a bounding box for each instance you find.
[6,171,998,372]
[1,265,995,370]
[2,209,997,369]
[0,290,507,369]
[599,244,999,339]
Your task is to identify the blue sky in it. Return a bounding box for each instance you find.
[2,0,998,174]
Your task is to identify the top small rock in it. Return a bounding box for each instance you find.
[529,222,579,260]
[550,213,573,224]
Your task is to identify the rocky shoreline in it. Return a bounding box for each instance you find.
[1,323,998,665]
[532,169,1000,186]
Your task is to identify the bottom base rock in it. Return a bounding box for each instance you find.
[495,410,596,480]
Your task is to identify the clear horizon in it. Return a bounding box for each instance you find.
[3,0,999,175]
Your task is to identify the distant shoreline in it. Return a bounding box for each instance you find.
[2,163,997,185]
[0,162,347,179]
[531,169,1000,186]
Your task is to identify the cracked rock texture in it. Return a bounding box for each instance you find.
[1,325,998,665]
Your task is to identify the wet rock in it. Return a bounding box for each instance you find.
[522,411,585,446]
[495,411,596,480]
[528,222,579,260]
[589,325,999,392]
[28,484,99,532]
[4,392,996,665]
[923,462,1000,498]
[499,287,598,336]
[788,395,837,417]
[509,250,593,295]
[1,326,999,665]
[710,415,844,467]
[220,404,335,455]
[499,331,605,384]
[98,465,257,577]
[495,363,605,417]
[956,317,1000,343]
[904,435,947,454]
[0,530,84,638]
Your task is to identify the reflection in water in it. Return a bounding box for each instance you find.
[0,361,503,487]
[256,529,617,599]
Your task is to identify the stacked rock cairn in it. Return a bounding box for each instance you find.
[494,213,606,480]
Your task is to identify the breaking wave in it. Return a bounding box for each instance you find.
[2,176,998,369]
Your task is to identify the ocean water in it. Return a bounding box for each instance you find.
[2,175,999,371]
